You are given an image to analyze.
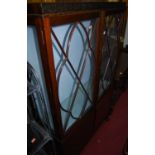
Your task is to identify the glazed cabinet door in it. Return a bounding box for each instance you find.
[95,11,126,127]
[50,15,101,154]
[31,11,102,154]
[51,19,98,132]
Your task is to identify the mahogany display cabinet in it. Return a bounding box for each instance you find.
[27,2,127,155]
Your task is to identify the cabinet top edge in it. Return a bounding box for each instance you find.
[27,2,126,15]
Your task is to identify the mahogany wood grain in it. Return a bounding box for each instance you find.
[92,11,105,104]
[35,17,64,139]
[48,10,99,26]
[95,85,114,128]
[62,107,94,155]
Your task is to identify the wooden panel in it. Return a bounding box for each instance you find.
[95,85,114,128]
[62,107,95,155]
[48,10,99,26]
[35,17,64,139]
[92,11,105,104]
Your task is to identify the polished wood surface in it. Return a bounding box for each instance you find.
[48,10,99,26]
[92,11,105,104]
[35,17,64,139]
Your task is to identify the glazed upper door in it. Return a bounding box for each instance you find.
[51,18,98,132]
[98,12,126,100]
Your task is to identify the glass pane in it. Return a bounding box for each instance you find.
[27,26,54,133]
[98,14,123,98]
[51,19,97,131]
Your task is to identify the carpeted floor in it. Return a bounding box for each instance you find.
[80,90,128,155]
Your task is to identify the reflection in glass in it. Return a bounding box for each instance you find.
[27,26,54,133]
[99,14,124,98]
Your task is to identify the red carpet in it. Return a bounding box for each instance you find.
[80,90,128,155]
